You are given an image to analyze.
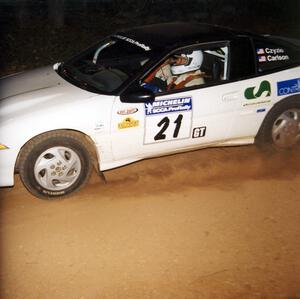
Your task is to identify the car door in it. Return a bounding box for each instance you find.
[110,41,248,160]
[110,92,196,161]
[110,98,146,161]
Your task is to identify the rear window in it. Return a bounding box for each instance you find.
[254,37,300,73]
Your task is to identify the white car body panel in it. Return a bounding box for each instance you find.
[1,62,300,187]
[0,66,114,186]
[111,79,240,161]
[110,67,300,165]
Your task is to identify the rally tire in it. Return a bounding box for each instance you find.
[256,99,300,151]
[18,130,93,200]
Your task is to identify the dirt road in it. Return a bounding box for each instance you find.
[1,145,300,299]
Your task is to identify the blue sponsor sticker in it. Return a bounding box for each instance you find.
[144,96,192,116]
[256,108,266,113]
[277,78,300,96]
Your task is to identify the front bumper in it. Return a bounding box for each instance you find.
[0,148,18,187]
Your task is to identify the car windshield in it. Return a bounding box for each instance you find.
[57,36,154,94]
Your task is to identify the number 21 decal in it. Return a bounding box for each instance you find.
[144,96,193,144]
[154,114,183,141]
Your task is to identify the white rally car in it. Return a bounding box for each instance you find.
[1,23,300,199]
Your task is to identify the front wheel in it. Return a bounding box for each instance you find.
[18,131,93,199]
[256,100,300,150]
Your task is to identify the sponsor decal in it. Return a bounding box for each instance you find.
[118,117,139,129]
[244,80,271,100]
[243,80,271,106]
[256,47,289,63]
[277,78,300,96]
[94,122,105,131]
[256,108,266,113]
[145,96,192,116]
[244,100,271,107]
[113,34,151,51]
[192,127,206,138]
[117,108,138,115]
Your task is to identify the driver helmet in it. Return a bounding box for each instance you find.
[171,50,203,75]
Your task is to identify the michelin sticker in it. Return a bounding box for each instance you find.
[144,96,193,144]
[145,97,192,115]
[256,48,289,63]
[277,78,300,96]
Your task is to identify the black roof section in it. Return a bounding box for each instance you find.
[115,23,246,51]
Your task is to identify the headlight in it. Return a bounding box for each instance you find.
[0,144,9,150]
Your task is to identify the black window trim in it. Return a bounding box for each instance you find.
[119,37,300,98]
[251,36,300,75]
[121,40,231,97]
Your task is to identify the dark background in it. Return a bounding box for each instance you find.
[1,0,300,76]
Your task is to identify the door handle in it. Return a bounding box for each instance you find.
[222,92,239,102]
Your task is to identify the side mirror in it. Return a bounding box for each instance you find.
[120,88,155,103]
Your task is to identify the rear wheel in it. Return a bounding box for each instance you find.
[18,131,93,199]
[271,108,300,148]
[256,100,300,150]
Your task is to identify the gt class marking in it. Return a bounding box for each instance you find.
[192,127,206,138]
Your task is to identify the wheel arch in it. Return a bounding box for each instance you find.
[15,129,100,173]
[255,94,300,144]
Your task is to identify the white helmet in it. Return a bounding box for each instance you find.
[171,50,203,75]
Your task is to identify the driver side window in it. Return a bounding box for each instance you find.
[141,43,229,94]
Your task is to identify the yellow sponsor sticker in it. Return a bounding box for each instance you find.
[118,117,139,129]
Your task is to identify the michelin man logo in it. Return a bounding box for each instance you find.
[145,102,155,115]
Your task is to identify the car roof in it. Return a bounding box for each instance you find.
[115,22,248,51]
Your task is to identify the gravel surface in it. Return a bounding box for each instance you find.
[1,146,300,298]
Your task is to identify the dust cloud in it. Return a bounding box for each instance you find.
[97,145,300,196]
